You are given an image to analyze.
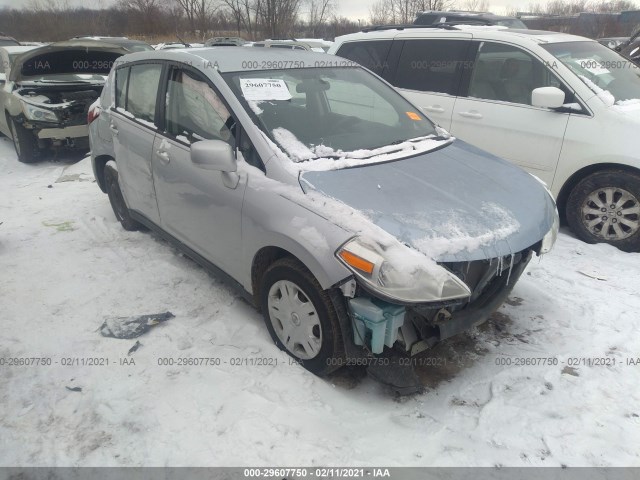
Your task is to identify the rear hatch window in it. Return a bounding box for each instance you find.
[20,49,122,77]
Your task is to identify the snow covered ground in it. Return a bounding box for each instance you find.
[0,136,638,467]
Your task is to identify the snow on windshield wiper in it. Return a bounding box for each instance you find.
[373,134,450,150]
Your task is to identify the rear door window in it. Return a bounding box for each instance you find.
[394,39,472,95]
[125,63,163,122]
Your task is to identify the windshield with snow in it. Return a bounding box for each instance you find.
[542,41,640,104]
[224,67,440,162]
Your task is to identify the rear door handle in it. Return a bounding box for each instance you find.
[423,105,445,114]
[458,111,483,119]
[109,123,118,136]
[156,150,170,165]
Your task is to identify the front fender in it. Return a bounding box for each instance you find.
[241,181,353,292]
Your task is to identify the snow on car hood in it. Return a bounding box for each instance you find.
[9,40,129,82]
[300,140,556,263]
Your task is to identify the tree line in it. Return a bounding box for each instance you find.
[0,0,637,43]
[0,0,356,42]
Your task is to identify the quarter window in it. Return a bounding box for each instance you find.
[114,67,129,109]
[394,39,471,95]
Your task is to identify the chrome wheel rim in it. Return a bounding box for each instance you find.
[267,280,322,360]
[581,187,640,241]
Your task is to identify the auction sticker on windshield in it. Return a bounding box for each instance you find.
[240,78,292,101]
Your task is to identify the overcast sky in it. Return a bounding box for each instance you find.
[0,0,558,19]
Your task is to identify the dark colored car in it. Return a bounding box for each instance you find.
[597,37,629,49]
[0,32,20,46]
[619,33,640,65]
[0,40,129,163]
[414,11,528,28]
[204,37,247,47]
[72,36,154,53]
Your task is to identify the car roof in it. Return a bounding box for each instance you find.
[335,26,591,46]
[75,36,152,46]
[117,46,335,73]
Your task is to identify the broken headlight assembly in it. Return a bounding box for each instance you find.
[336,237,471,304]
[21,102,59,123]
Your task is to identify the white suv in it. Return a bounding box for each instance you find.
[330,26,640,251]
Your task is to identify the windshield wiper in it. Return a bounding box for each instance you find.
[34,79,95,84]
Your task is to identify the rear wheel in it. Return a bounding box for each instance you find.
[104,161,142,231]
[566,170,640,252]
[260,257,345,375]
[8,116,39,163]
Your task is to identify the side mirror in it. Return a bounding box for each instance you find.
[531,86,565,109]
[190,139,236,172]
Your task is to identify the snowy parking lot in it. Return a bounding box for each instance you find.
[0,135,638,467]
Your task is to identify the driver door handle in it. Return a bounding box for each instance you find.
[423,105,445,114]
[109,123,119,136]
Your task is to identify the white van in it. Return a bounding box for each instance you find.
[330,26,640,251]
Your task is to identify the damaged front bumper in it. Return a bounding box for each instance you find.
[343,248,533,357]
[339,249,533,394]
[17,115,90,149]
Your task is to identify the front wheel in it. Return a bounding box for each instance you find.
[8,117,39,163]
[260,257,346,375]
[104,161,142,232]
[566,170,640,252]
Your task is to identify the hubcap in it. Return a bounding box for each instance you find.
[581,187,640,241]
[267,280,321,360]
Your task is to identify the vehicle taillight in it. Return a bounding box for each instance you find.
[88,107,100,125]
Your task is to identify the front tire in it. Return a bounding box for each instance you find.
[104,161,142,232]
[566,170,640,252]
[8,117,39,163]
[260,257,346,375]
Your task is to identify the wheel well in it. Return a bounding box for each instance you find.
[251,247,297,309]
[94,155,114,193]
[557,163,640,223]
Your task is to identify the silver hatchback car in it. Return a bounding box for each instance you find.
[90,48,558,379]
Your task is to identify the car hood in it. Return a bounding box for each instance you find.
[9,40,129,82]
[300,140,556,263]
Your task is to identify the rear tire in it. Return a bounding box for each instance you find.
[260,257,346,375]
[104,161,142,232]
[566,170,640,252]
[8,116,39,163]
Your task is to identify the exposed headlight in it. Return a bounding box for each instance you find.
[336,237,471,304]
[540,207,559,254]
[22,102,59,122]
